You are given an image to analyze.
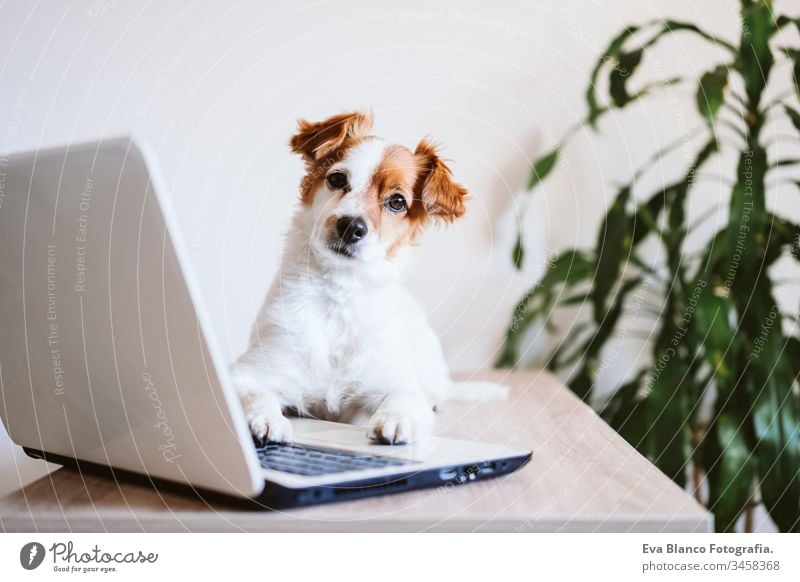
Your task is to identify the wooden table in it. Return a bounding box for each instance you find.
[0,370,711,532]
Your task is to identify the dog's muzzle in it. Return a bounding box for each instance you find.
[329,215,367,257]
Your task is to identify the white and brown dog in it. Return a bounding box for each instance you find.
[232,111,478,446]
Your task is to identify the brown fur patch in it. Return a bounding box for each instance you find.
[290,111,374,204]
[367,145,418,222]
[413,139,468,222]
[365,144,428,257]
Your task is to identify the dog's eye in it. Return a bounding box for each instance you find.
[327,171,348,190]
[385,193,407,213]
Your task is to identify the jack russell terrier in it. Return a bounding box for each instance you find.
[233,111,503,446]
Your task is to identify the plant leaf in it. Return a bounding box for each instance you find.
[786,49,800,97]
[690,286,756,532]
[775,15,799,33]
[785,105,800,134]
[585,19,735,128]
[527,148,559,190]
[548,321,592,370]
[697,227,729,282]
[741,277,800,532]
[786,336,800,373]
[772,158,800,167]
[750,358,800,533]
[631,139,718,257]
[666,139,719,262]
[727,146,767,281]
[764,213,800,265]
[496,250,595,367]
[600,370,649,451]
[704,414,756,532]
[593,186,632,321]
[587,26,640,126]
[693,288,738,389]
[656,19,736,53]
[513,148,562,270]
[569,277,642,400]
[647,312,691,488]
[560,291,592,306]
[511,232,525,270]
[631,190,666,246]
[737,1,775,105]
[697,65,729,125]
[609,49,644,108]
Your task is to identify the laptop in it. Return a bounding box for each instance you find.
[0,136,531,509]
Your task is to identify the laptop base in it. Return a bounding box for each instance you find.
[23,446,531,510]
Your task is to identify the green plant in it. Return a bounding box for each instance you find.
[497,0,800,532]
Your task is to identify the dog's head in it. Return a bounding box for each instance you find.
[289,111,468,266]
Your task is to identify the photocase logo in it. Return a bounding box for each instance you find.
[19,542,46,570]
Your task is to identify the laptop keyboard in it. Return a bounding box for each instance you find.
[256,442,410,476]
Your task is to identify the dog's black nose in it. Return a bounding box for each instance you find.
[336,216,368,244]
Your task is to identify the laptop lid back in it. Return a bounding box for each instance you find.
[0,137,263,497]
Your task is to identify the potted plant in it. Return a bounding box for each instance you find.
[497,0,800,532]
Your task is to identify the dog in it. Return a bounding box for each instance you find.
[232,110,479,446]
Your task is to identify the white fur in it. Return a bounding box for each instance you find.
[232,138,453,444]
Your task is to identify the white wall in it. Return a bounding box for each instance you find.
[0,0,796,534]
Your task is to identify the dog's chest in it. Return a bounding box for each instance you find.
[286,281,401,394]
[320,300,373,371]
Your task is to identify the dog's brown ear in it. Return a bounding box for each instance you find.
[290,111,374,162]
[414,139,468,223]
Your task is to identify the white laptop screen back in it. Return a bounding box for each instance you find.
[0,137,262,497]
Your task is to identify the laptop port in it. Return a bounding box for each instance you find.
[462,464,481,480]
[438,468,458,481]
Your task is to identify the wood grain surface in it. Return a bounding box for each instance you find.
[0,370,711,532]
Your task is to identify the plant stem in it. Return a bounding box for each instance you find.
[693,465,704,504]
[744,480,757,533]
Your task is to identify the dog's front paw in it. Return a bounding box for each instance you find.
[246,405,293,446]
[368,406,433,445]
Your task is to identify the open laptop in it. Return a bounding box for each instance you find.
[0,136,531,509]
